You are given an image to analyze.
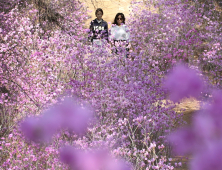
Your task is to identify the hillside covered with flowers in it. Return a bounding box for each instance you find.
[0,0,222,169]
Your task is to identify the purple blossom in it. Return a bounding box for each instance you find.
[169,91,222,169]
[1,0,221,169]
[60,146,116,170]
[106,159,132,170]
[190,141,222,170]
[208,90,222,118]
[20,98,93,143]
[57,98,93,135]
[164,64,204,102]
[59,146,80,166]
[168,127,196,155]
[20,116,55,143]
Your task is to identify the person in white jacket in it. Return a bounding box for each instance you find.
[110,13,130,57]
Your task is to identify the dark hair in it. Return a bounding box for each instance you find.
[95,8,103,15]
[112,13,125,25]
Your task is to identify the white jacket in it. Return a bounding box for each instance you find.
[110,24,130,41]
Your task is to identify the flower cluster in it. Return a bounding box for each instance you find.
[163,64,204,102]
[129,0,222,80]
[60,146,132,170]
[21,97,93,143]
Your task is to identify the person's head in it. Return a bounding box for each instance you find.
[113,13,125,26]
[95,8,103,20]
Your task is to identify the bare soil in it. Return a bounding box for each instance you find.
[173,98,200,170]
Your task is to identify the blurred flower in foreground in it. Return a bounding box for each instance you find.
[60,145,79,165]
[167,127,196,155]
[164,64,204,102]
[106,159,132,170]
[168,91,222,170]
[57,98,93,135]
[190,141,222,170]
[20,97,93,143]
[207,90,222,118]
[21,116,55,143]
[59,146,132,170]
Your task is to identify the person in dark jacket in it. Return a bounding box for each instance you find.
[89,8,108,46]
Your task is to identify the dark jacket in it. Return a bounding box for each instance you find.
[89,19,108,42]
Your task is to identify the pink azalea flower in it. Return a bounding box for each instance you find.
[106,159,132,170]
[21,116,55,143]
[208,90,222,118]
[59,145,131,170]
[60,146,109,170]
[164,64,204,102]
[59,146,80,166]
[192,112,217,142]
[190,141,222,170]
[168,127,196,155]
[57,98,93,135]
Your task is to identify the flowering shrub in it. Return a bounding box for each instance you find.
[128,0,202,69]
[163,64,204,102]
[69,45,183,169]
[201,43,222,87]
[0,0,88,137]
[0,1,89,168]
[0,0,221,169]
[128,0,222,77]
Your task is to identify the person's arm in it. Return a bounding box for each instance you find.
[109,26,116,46]
[88,21,94,42]
[103,22,109,42]
[110,26,117,40]
[125,25,130,42]
[125,25,132,51]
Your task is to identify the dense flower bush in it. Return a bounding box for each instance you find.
[0,0,88,136]
[0,0,221,169]
[163,64,204,102]
[69,44,183,169]
[128,0,222,82]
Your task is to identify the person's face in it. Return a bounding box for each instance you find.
[96,11,103,20]
[116,15,123,25]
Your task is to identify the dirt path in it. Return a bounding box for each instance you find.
[173,98,200,170]
[175,98,200,125]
